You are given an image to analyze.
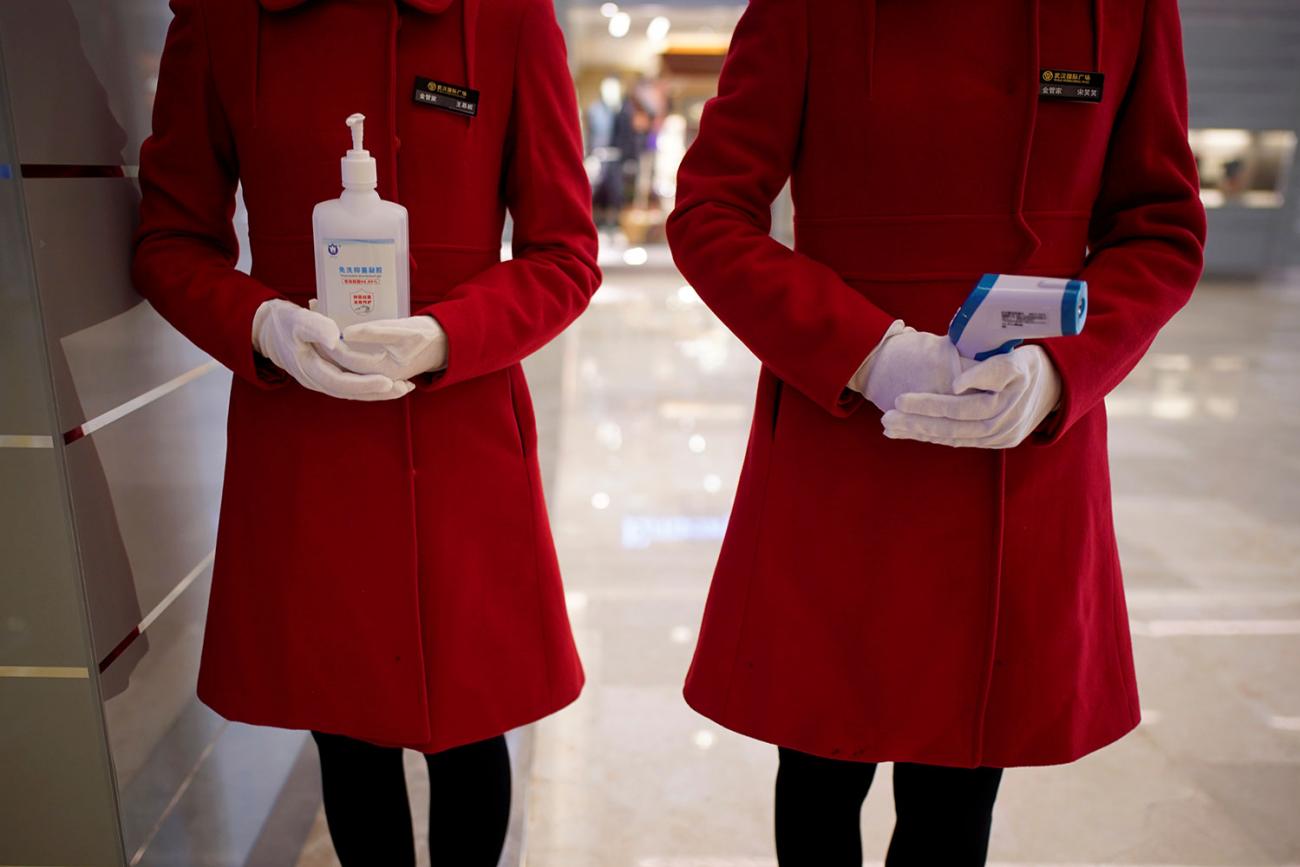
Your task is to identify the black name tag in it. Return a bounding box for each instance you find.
[412,76,479,117]
[1039,68,1104,103]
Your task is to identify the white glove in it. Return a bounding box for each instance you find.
[252,300,414,401]
[849,321,976,413]
[881,345,1062,448]
[322,315,449,381]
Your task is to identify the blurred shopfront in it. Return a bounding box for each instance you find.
[1181,0,1300,273]
[565,0,1300,276]
[565,4,745,246]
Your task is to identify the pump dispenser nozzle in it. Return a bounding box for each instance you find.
[340,112,377,190]
[346,113,366,153]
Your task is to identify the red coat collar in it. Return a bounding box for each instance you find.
[259,0,454,13]
[257,0,476,88]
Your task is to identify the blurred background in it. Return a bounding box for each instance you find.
[0,1,1297,865]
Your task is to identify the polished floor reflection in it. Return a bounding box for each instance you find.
[523,251,1300,867]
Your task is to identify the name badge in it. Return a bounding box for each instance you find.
[1039,68,1104,103]
[412,76,479,117]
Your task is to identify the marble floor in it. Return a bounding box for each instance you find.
[289,249,1300,866]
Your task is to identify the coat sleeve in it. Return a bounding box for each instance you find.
[1030,0,1206,445]
[414,0,600,390]
[664,0,897,417]
[132,0,286,388]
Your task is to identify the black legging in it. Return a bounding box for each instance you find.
[775,746,1003,867]
[310,730,511,867]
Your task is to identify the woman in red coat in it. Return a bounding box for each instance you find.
[666,0,1205,863]
[132,0,598,862]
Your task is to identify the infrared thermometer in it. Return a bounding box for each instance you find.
[948,273,1088,360]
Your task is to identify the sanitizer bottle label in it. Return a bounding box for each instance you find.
[321,238,399,324]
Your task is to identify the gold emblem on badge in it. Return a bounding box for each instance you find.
[1042,70,1054,82]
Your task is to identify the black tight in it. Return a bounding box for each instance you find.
[310,730,511,867]
[775,747,1003,867]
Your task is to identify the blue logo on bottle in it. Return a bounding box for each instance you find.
[327,243,340,256]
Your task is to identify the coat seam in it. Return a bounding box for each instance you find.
[970,450,1008,765]
[793,0,811,163]
[401,395,434,742]
[508,366,556,706]
[1102,414,1141,727]
[1109,565,1140,725]
[721,372,782,723]
[194,0,239,177]
[499,0,529,163]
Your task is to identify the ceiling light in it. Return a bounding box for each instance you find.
[647,15,671,42]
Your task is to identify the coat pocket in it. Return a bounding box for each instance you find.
[770,377,785,439]
[505,365,537,457]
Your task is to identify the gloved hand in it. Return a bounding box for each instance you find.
[848,321,976,413]
[881,344,1062,448]
[321,315,449,381]
[252,299,414,401]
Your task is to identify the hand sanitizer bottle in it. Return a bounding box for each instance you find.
[313,113,410,329]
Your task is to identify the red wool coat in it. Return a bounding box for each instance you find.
[667,0,1205,767]
[132,0,598,752]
